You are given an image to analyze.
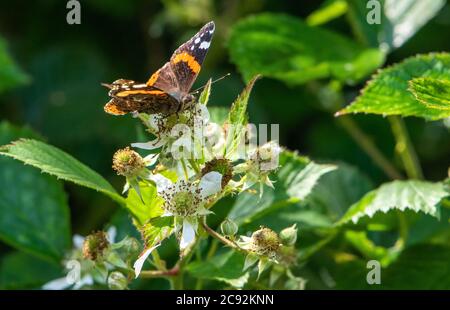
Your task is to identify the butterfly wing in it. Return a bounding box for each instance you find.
[146,21,215,96]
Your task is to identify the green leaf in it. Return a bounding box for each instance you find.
[336,53,450,120]
[125,182,164,226]
[198,78,212,105]
[346,0,445,51]
[0,139,124,205]
[306,162,374,220]
[186,251,249,288]
[141,217,174,248]
[307,0,348,26]
[228,13,384,86]
[224,75,259,157]
[408,77,450,112]
[0,35,29,92]
[337,180,449,225]
[0,251,61,289]
[0,123,71,261]
[229,151,336,225]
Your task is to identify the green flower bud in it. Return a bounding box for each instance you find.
[220,218,238,237]
[82,231,109,261]
[279,224,298,246]
[112,147,145,177]
[108,271,128,290]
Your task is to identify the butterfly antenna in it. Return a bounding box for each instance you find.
[191,73,231,94]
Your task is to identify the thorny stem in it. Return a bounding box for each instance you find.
[388,116,423,179]
[337,116,403,180]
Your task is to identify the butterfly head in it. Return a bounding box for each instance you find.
[181,93,196,110]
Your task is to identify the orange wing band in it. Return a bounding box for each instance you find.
[116,89,165,97]
[172,52,201,74]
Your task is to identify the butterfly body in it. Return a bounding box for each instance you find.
[104,21,215,116]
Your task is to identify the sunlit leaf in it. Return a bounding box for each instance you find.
[0,139,124,205]
[337,180,449,225]
[336,53,450,120]
[346,0,445,51]
[408,77,450,112]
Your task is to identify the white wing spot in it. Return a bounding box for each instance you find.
[194,37,200,44]
[199,41,210,49]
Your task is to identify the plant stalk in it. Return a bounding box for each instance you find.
[388,116,423,179]
[337,116,403,180]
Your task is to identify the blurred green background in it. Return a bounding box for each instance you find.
[0,0,449,289]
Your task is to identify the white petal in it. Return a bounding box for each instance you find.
[42,277,72,290]
[73,275,94,290]
[133,245,160,278]
[72,235,84,249]
[199,171,223,198]
[180,219,196,250]
[143,153,159,166]
[132,139,165,150]
[148,174,173,194]
[122,182,130,194]
[106,226,117,243]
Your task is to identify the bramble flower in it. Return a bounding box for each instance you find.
[112,147,158,197]
[43,227,136,290]
[132,171,223,278]
[132,104,213,178]
[157,171,223,249]
[235,141,282,196]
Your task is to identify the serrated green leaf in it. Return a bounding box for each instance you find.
[224,75,259,157]
[125,182,164,226]
[0,123,71,261]
[228,13,384,86]
[336,53,450,120]
[187,251,248,288]
[229,151,336,225]
[408,77,450,112]
[346,0,445,51]
[337,180,449,225]
[0,139,124,205]
[0,35,29,92]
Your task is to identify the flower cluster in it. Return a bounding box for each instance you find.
[106,79,299,286]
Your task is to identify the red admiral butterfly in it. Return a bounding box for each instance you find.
[103,21,215,115]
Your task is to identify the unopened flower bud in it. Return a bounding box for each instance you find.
[201,158,233,188]
[112,147,145,177]
[279,224,298,246]
[108,271,128,290]
[220,218,238,237]
[82,231,109,261]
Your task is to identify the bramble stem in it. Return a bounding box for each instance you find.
[388,116,423,179]
[140,267,179,278]
[200,217,243,252]
[337,116,403,180]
